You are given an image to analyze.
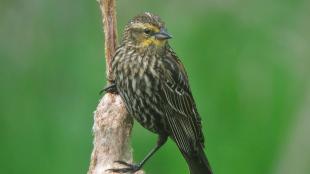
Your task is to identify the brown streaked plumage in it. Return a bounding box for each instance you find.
[106,12,213,174]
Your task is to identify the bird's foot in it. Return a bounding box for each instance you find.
[107,160,141,173]
[99,83,118,95]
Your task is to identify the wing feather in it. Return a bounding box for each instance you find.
[161,48,205,153]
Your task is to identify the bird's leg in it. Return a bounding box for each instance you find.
[107,135,168,173]
[99,82,118,95]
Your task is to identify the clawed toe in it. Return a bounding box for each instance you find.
[107,161,141,173]
[114,161,133,167]
[100,83,118,95]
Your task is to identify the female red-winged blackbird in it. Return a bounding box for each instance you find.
[106,12,213,174]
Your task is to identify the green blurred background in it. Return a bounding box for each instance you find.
[1,0,310,174]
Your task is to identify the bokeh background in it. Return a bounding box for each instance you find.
[1,0,310,174]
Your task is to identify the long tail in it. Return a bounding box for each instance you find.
[181,147,213,174]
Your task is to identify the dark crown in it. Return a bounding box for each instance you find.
[128,12,165,28]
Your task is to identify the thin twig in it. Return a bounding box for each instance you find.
[98,0,117,80]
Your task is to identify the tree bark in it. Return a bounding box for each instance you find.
[87,1,144,174]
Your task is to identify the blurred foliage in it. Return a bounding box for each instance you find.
[0,0,309,174]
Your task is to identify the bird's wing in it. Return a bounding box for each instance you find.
[160,48,205,154]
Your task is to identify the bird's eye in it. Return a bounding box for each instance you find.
[144,28,152,35]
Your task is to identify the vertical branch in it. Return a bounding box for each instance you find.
[98,0,117,80]
[88,0,144,174]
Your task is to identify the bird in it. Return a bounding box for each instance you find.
[105,12,213,174]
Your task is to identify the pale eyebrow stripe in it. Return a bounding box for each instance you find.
[131,23,160,32]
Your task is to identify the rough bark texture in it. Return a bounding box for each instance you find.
[87,94,136,174]
[98,0,117,80]
[87,0,144,174]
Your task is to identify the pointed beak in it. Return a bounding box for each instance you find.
[154,28,172,40]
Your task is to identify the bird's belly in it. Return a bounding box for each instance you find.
[117,75,166,133]
[132,95,164,133]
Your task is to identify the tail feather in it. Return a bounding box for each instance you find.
[182,147,212,174]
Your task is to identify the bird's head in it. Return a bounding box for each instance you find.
[122,12,172,49]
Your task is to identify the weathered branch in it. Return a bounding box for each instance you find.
[87,0,144,174]
[98,0,117,80]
